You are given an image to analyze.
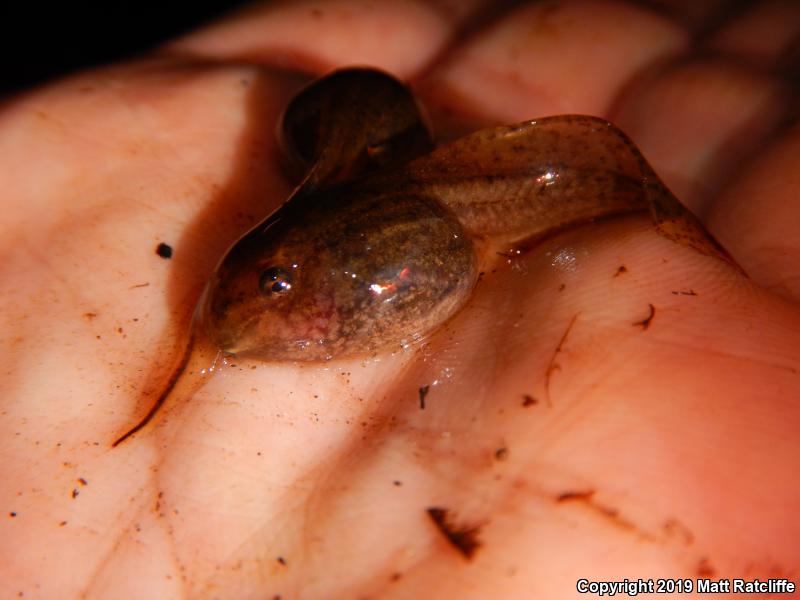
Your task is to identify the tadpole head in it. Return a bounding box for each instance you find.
[201,205,330,360]
[202,189,478,362]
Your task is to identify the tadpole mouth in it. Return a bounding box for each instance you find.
[209,309,264,355]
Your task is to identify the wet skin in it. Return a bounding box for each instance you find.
[4,2,800,596]
[113,67,736,446]
[203,67,734,362]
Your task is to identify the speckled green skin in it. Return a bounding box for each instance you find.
[203,68,735,362]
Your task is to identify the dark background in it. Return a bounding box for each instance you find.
[0,1,252,96]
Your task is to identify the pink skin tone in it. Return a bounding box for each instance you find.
[1,1,799,598]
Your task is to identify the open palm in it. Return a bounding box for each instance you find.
[2,1,799,598]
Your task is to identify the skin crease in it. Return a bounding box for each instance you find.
[0,1,799,599]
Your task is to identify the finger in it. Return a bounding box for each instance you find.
[418,0,688,128]
[639,0,740,31]
[629,1,800,302]
[707,123,800,303]
[612,57,791,213]
[612,0,800,213]
[706,0,800,73]
[163,0,486,78]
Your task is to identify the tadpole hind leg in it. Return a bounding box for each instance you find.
[397,114,742,271]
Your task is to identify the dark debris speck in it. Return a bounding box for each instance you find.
[418,385,430,410]
[426,507,483,560]
[156,242,173,259]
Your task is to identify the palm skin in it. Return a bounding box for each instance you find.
[1,1,799,598]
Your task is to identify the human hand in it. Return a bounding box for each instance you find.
[2,1,798,597]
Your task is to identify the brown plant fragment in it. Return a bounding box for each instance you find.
[633,304,656,330]
[426,507,483,560]
[663,518,695,545]
[418,385,430,410]
[696,557,716,577]
[556,489,638,532]
[557,490,595,503]
[545,314,579,404]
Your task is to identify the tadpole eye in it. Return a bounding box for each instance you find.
[259,266,292,296]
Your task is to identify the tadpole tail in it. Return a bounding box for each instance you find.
[112,333,195,447]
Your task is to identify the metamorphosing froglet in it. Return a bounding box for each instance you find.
[112,67,737,446]
[201,67,734,362]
